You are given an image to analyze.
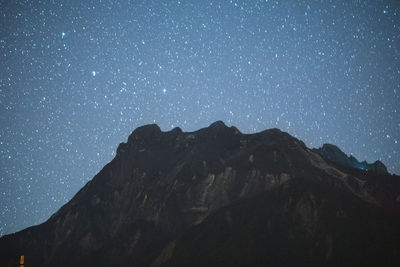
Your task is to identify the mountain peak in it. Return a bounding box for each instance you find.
[313,143,388,174]
[1,122,398,267]
[209,120,227,128]
[133,123,161,134]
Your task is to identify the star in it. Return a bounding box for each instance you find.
[1,0,399,237]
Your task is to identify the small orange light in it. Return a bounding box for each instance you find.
[20,255,24,264]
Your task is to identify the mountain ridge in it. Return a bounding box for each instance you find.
[1,121,399,266]
[313,143,388,174]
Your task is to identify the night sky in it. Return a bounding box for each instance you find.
[1,0,399,236]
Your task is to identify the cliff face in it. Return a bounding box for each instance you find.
[1,121,399,267]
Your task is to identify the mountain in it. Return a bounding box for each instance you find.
[1,121,399,267]
[313,144,388,174]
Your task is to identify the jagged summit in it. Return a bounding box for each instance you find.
[1,122,399,267]
[124,121,302,148]
[123,122,385,174]
[313,143,388,174]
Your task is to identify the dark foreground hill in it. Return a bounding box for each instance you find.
[1,121,399,266]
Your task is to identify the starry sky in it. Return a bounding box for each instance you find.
[1,0,399,236]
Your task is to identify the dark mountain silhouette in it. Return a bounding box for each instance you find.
[1,121,399,267]
[313,144,388,174]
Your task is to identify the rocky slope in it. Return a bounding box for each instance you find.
[154,177,400,267]
[1,121,399,266]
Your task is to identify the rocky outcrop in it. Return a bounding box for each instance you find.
[313,144,388,174]
[0,121,399,266]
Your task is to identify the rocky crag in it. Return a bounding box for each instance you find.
[1,121,399,266]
